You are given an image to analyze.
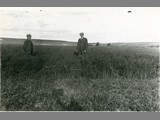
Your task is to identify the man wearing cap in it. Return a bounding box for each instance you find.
[23,34,33,55]
[75,32,88,56]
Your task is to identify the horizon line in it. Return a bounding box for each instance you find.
[0,37,159,44]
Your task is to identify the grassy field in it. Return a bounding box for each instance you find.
[1,43,159,111]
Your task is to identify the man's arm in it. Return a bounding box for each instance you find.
[86,38,88,50]
[84,38,88,51]
[76,39,80,51]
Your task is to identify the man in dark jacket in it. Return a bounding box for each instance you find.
[23,34,33,55]
[75,32,88,56]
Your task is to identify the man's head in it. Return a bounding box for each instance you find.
[26,34,32,40]
[79,32,84,38]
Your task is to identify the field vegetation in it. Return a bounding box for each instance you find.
[1,43,159,111]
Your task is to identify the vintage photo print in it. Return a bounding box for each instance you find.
[0,7,159,111]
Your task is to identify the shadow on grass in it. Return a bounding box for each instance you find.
[57,97,84,111]
[54,89,85,111]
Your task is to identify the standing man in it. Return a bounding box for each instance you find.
[23,34,33,55]
[75,32,88,56]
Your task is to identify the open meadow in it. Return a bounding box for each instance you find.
[1,42,159,111]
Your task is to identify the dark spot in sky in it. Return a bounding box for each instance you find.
[26,11,29,13]
[40,10,42,12]
[128,11,131,13]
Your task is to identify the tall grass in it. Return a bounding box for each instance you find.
[1,44,159,111]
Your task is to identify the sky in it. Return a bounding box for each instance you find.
[0,7,160,43]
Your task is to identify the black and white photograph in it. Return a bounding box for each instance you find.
[0,7,159,111]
